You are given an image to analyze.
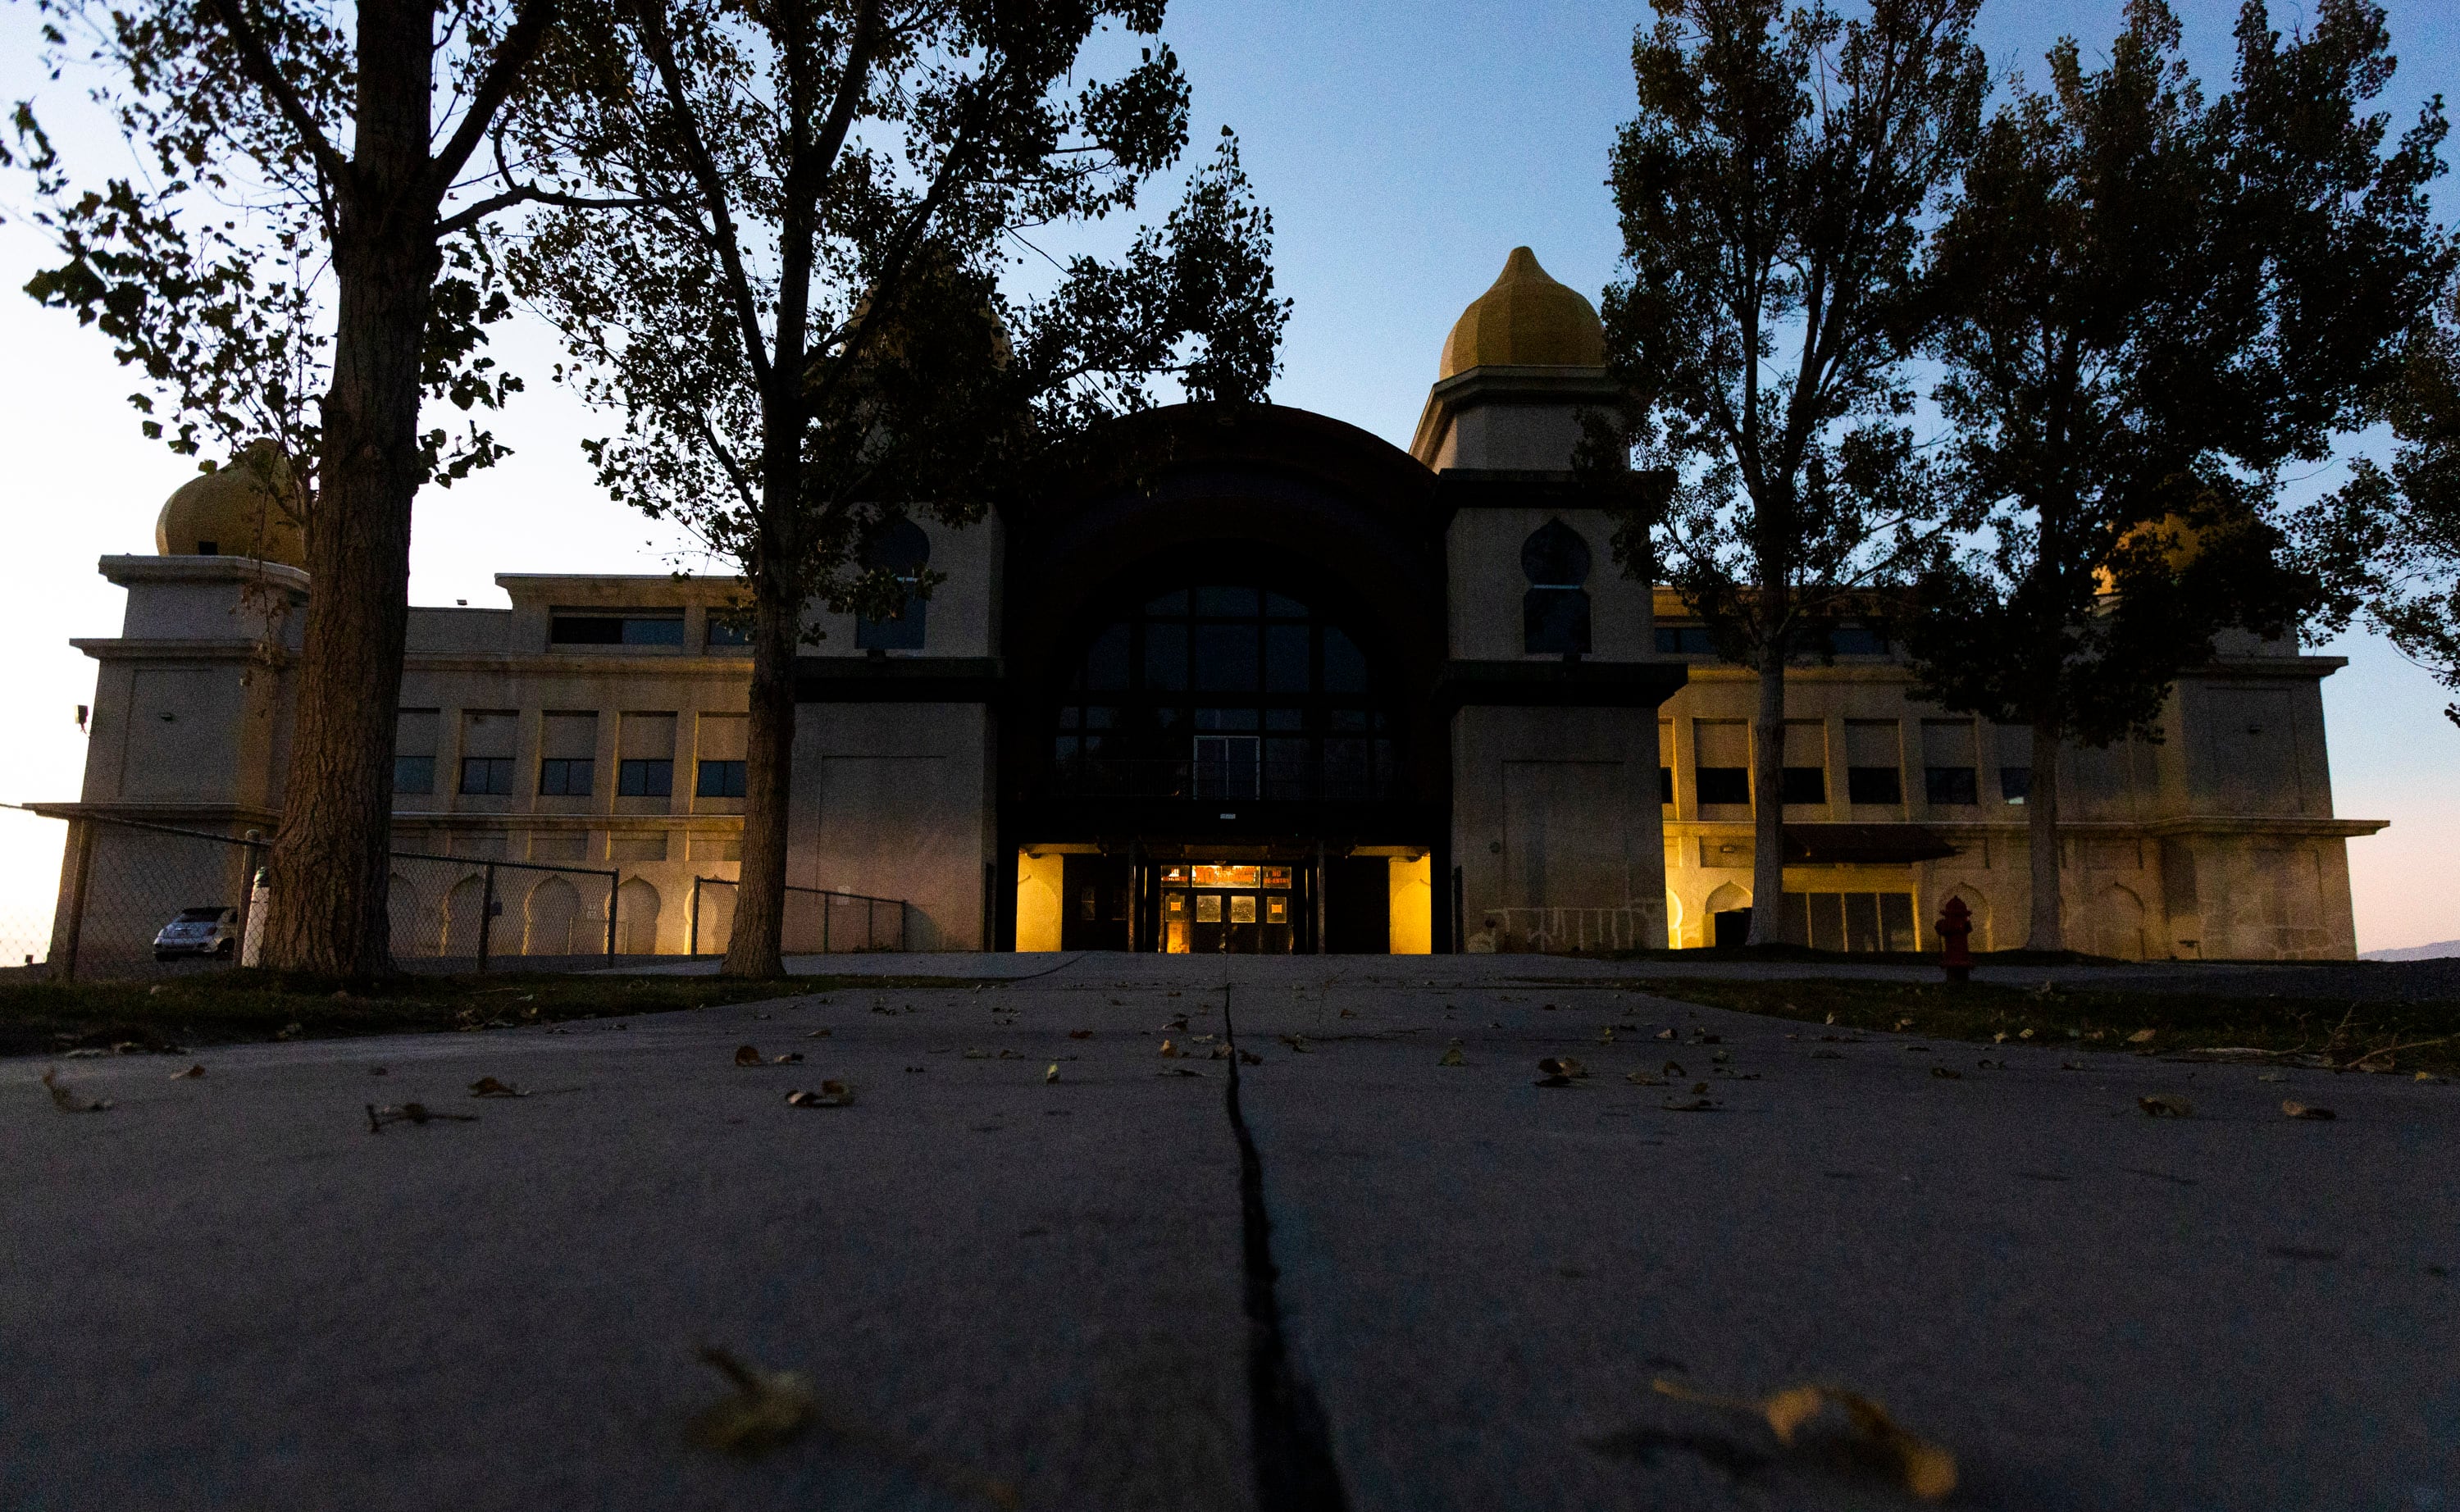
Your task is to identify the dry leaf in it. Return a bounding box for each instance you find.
[688,1347,815,1455]
[1158,1039,1181,1059]
[772,1053,803,1065]
[734,1045,763,1067]
[1656,1028,1676,1041]
[1663,1060,1685,1077]
[1931,1066,1961,1079]
[1067,1029,1093,1040]
[1045,1064,1059,1084]
[804,1029,832,1040]
[1691,1082,1710,1095]
[1597,1027,1615,1044]
[1653,1379,1956,1501]
[1537,1057,1588,1078]
[2138,1093,2194,1118]
[1661,1096,1714,1111]
[2127,1028,2157,1044]
[2018,1028,2035,1040]
[41,1068,109,1112]
[468,1077,526,1097]
[1438,1041,1466,1067]
[2281,1100,2335,1120]
[1625,1070,1664,1086]
[1210,1044,1232,1059]
[1824,1012,1836,1025]
[171,1063,206,1080]
[1238,1049,1263,1066]
[1159,1067,1200,1078]
[1279,1033,1310,1052]
[1993,1032,2008,1044]
[2258,1071,2286,1082]
[365,1102,477,1132]
[784,1080,854,1108]
[1895,1018,1914,1031]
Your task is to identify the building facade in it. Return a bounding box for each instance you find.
[43,248,2380,961]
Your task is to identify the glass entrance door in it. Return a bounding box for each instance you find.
[1158,863,1296,954]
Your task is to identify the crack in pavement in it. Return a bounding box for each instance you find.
[1221,981,1351,1511]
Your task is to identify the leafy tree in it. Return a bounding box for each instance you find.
[2298,273,2460,726]
[7,0,624,978]
[1901,0,2449,951]
[1590,0,1987,945]
[506,0,1287,977]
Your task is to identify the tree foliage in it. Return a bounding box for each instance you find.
[1899,0,2449,947]
[1591,0,1986,945]
[505,0,1287,975]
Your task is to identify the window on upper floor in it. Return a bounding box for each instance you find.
[704,613,753,649]
[1696,767,1752,805]
[539,758,593,796]
[855,516,931,650]
[1925,767,1979,805]
[695,759,748,799]
[1999,766,2032,804]
[550,608,685,648]
[393,708,439,795]
[1654,624,1717,655]
[460,757,514,796]
[1780,767,1827,804]
[1847,766,1902,805]
[617,758,673,797]
[1522,518,1592,656]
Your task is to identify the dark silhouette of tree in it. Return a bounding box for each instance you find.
[1590,0,1986,945]
[1900,0,2449,950]
[8,0,637,979]
[505,0,1287,976]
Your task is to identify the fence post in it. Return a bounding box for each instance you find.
[233,831,265,968]
[479,862,497,972]
[605,870,618,961]
[689,876,701,956]
[900,901,908,952]
[1451,865,1466,954]
[868,895,876,951]
[821,889,831,954]
[57,817,95,983]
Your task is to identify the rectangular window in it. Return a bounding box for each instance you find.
[618,758,673,797]
[550,608,685,647]
[460,757,514,795]
[704,615,753,648]
[2000,766,2032,804]
[1654,625,1717,654]
[1660,767,1674,805]
[539,758,594,796]
[1925,766,1979,805]
[1847,767,1902,804]
[1696,767,1752,805]
[695,760,747,799]
[1780,767,1827,804]
[1825,624,1890,656]
[1994,724,2034,804]
[394,708,439,795]
[1194,735,1261,799]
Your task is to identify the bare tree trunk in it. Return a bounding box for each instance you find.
[724,575,797,979]
[2025,719,2064,952]
[1746,658,1788,945]
[262,0,440,981]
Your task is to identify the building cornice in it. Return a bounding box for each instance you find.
[402,653,754,676]
[98,553,310,594]
[71,637,285,663]
[1409,364,1617,466]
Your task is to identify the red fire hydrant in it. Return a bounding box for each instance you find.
[1936,895,1974,983]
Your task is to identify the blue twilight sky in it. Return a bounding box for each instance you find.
[1,0,2454,949]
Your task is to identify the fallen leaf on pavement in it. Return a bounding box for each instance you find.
[1439,1041,1466,1067]
[1159,1067,1200,1078]
[1158,1039,1181,1059]
[1691,1082,1710,1095]
[688,1347,815,1455]
[171,1063,206,1079]
[1663,1060,1685,1077]
[2139,1093,2194,1118]
[1068,1030,1093,1040]
[470,1077,530,1098]
[2019,1028,2035,1040]
[734,1045,763,1067]
[365,1102,477,1132]
[41,1068,110,1112]
[2128,1028,2158,1044]
[1597,1027,1615,1044]
[1653,1378,1956,1502]
[1993,1032,2007,1043]
[2281,1100,2335,1120]
[1661,1096,1714,1111]
[772,1053,803,1065]
[1895,1018,1914,1031]
[1931,1067,1961,1079]
[1975,1059,2003,1070]
[1538,1057,1588,1078]
[1625,1070,1664,1085]
[804,1029,831,1040]
[1210,1045,1232,1059]
[1656,1028,1676,1041]
[1238,1050,1263,1066]
[785,1081,854,1107]
[1045,1064,1059,1083]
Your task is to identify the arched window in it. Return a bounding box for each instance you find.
[856,516,931,650]
[1050,581,1398,802]
[1522,517,1592,655]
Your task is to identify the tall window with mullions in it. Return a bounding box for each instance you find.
[1050,582,1398,802]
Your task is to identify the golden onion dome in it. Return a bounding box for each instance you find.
[1438,246,1607,379]
[153,440,307,568]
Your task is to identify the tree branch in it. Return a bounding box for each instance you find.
[631,0,773,388]
[200,0,352,191]
[437,182,675,238]
[430,0,564,194]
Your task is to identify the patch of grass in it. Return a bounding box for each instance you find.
[1631,976,2460,1076]
[0,969,976,1059]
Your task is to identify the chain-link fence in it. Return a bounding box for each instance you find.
[687,876,908,955]
[13,808,632,981]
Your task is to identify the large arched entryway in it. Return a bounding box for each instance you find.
[995,405,1450,954]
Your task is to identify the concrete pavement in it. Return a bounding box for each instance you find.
[5,953,2453,1510]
